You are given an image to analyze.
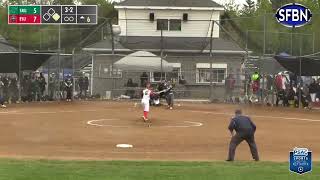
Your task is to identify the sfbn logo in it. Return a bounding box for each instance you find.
[275,3,312,28]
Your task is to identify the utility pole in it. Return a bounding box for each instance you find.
[263,11,266,56]
[160,26,164,81]
[109,19,116,96]
[209,20,214,102]
[291,28,293,55]
[57,24,61,100]
[18,26,22,102]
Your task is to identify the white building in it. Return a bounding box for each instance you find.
[115,0,223,38]
[84,0,246,99]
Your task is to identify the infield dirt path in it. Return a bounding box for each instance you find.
[0,101,319,162]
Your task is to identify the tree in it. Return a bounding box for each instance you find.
[79,0,117,20]
[241,0,256,16]
[270,0,294,10]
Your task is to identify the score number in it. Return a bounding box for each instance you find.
[65,7,74,13]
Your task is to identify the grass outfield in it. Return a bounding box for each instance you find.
[0,159,318,180]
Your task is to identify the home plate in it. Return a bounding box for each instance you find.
[116,144,133,148]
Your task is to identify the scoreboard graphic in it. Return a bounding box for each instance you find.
[8,5,97,25]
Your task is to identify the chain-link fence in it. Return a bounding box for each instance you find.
[1,12,319,107]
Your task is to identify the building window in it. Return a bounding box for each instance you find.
[157,19,182,31]
[157,19,168,31]
[103,65,122,78]
[169,19,181,31]
[196,63,227,84]
[166,67,182,83]
[150,72,166,82]
[150,63,181,83]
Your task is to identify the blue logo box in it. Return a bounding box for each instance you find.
[289,147,312,174]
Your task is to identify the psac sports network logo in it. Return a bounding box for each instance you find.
[289,147,312,175]
[275,3,312,28]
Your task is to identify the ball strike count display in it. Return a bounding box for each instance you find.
[8,5,97,25]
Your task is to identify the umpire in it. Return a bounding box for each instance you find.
[227,109,259,161]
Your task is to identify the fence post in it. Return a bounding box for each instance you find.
[90,54,94,96]
[299,34,302,108]
[72,49,75,98]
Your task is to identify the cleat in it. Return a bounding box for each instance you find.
[169,107,173,110]
[1,104,6,108]
[142,116,148,122]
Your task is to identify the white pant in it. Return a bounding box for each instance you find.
[310,93,316,102]
[141,100,150,112]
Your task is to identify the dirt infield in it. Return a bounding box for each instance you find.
[0,101,320,162]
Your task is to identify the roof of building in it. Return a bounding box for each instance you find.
[116,0,223,8]
[82,36,245,54]
[83,39,131,52]
[0,35,17,52]
[203,38,244,52]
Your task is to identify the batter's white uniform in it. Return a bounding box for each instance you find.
[141,88,152,112]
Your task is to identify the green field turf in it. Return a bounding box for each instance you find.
[0,159,318,180]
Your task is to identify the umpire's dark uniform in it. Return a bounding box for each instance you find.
[227,110,259,161]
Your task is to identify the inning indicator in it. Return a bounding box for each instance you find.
[8,5,97,25]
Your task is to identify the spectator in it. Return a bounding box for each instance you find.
[285,85,295,107]
[289,72,297,87]
[0,77,5,108]
[295,85,309,108]
[38,73,47,100]
[266,75,273,91]
[8,77,18,103]
[2,76,9,103]
[225,74,236,103]
[78,75,85,98]
[83,76,89,98]
[48,73,57,101]
[250,72,260,102]
[64,75,73,101]
[275,73,286,106]
[31,73,40,101]
[309,79,318,103]
[125,78,135,98]
[140,72,148,87]
[26,75,32,102]
[317,78,320,102]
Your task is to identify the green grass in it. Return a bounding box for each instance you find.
[0,159,318,180]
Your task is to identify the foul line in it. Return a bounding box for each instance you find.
[190,110,320,122]
[0,109,102,116]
